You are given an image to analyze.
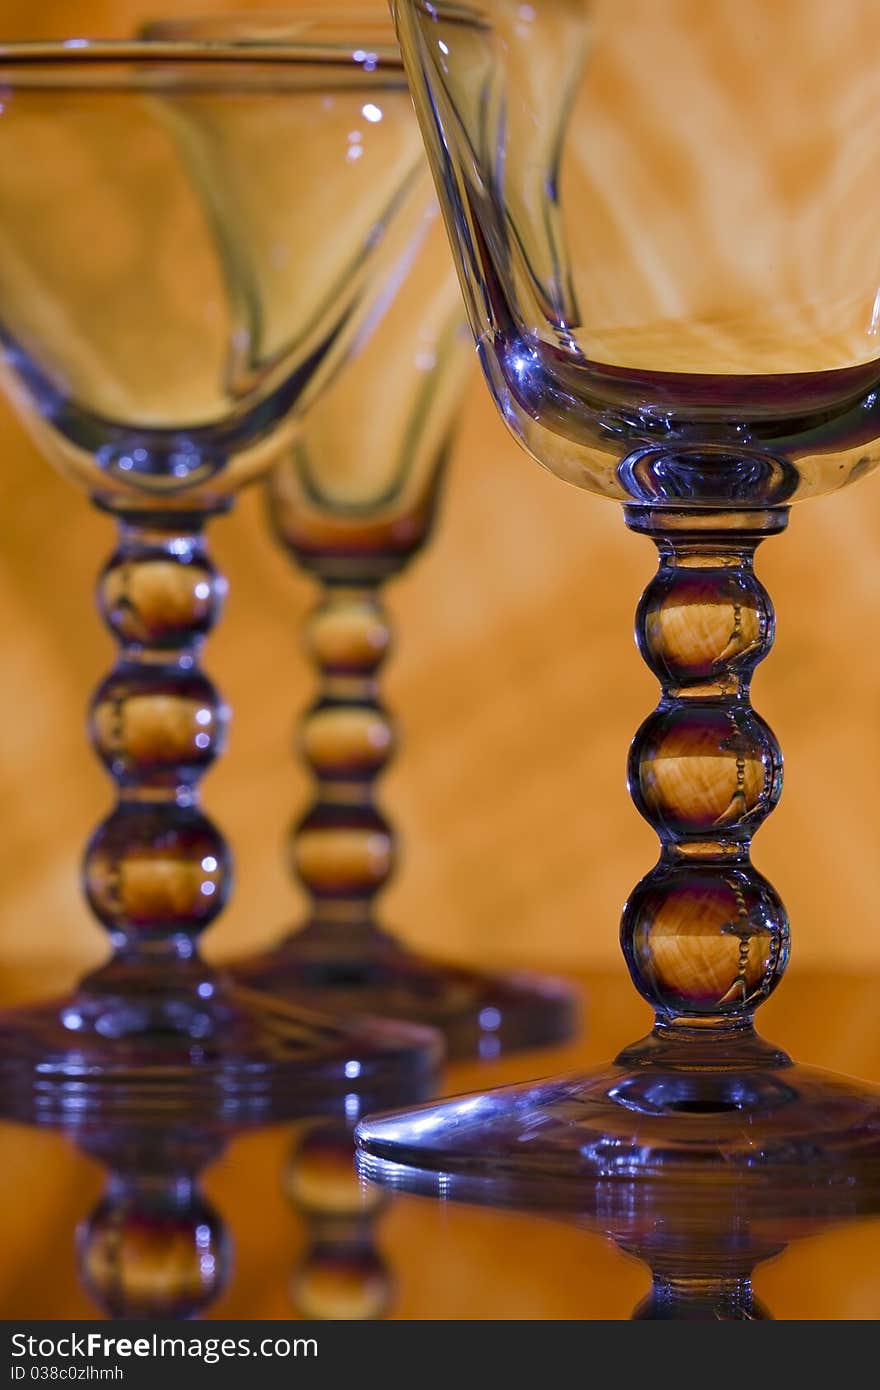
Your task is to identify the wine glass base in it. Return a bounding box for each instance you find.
[0,983,441,1132]
[231,929,578,1059]
[356,1029,880,1214]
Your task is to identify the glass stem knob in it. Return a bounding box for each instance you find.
[621,505,791,1034]
[291,582,395,934]
[78,507,232,1032]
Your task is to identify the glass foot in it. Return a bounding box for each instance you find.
[231,928,578,1059]
[0,979,441,1131]
[356,1028,880,1212]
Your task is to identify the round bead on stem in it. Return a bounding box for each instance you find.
[622,507,790,1032]
[293,587,395,931]
[76,510,232,1037]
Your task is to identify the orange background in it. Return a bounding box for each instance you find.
[1,0,879,988]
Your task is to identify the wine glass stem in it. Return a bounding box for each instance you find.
[621,505,791,1034]
[291,581,395,935]
[80,506,232,1018]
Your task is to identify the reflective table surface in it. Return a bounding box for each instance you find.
[0,964,878,1320]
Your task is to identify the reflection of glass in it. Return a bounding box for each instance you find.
[79,1119,389,1320]
[357,0,880,1196]
[77,1127,230,1319]
[0,35,440,1128]
[231,201,576,1057]
[359,1128,880,1319]
[285,1119,391,1320]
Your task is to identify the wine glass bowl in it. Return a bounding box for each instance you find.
[396,0,880,506]
[265,200,466,581]
[0,38,425,511]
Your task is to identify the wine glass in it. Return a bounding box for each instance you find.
[357,0,880,1193]
[0,32,441,1128]
[234,198,577,1058]
[144,6,577,1072]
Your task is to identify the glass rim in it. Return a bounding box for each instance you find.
[0,33,404,77]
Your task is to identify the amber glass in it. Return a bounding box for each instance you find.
[0,34,442,1127]
[356,0,880,1196]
